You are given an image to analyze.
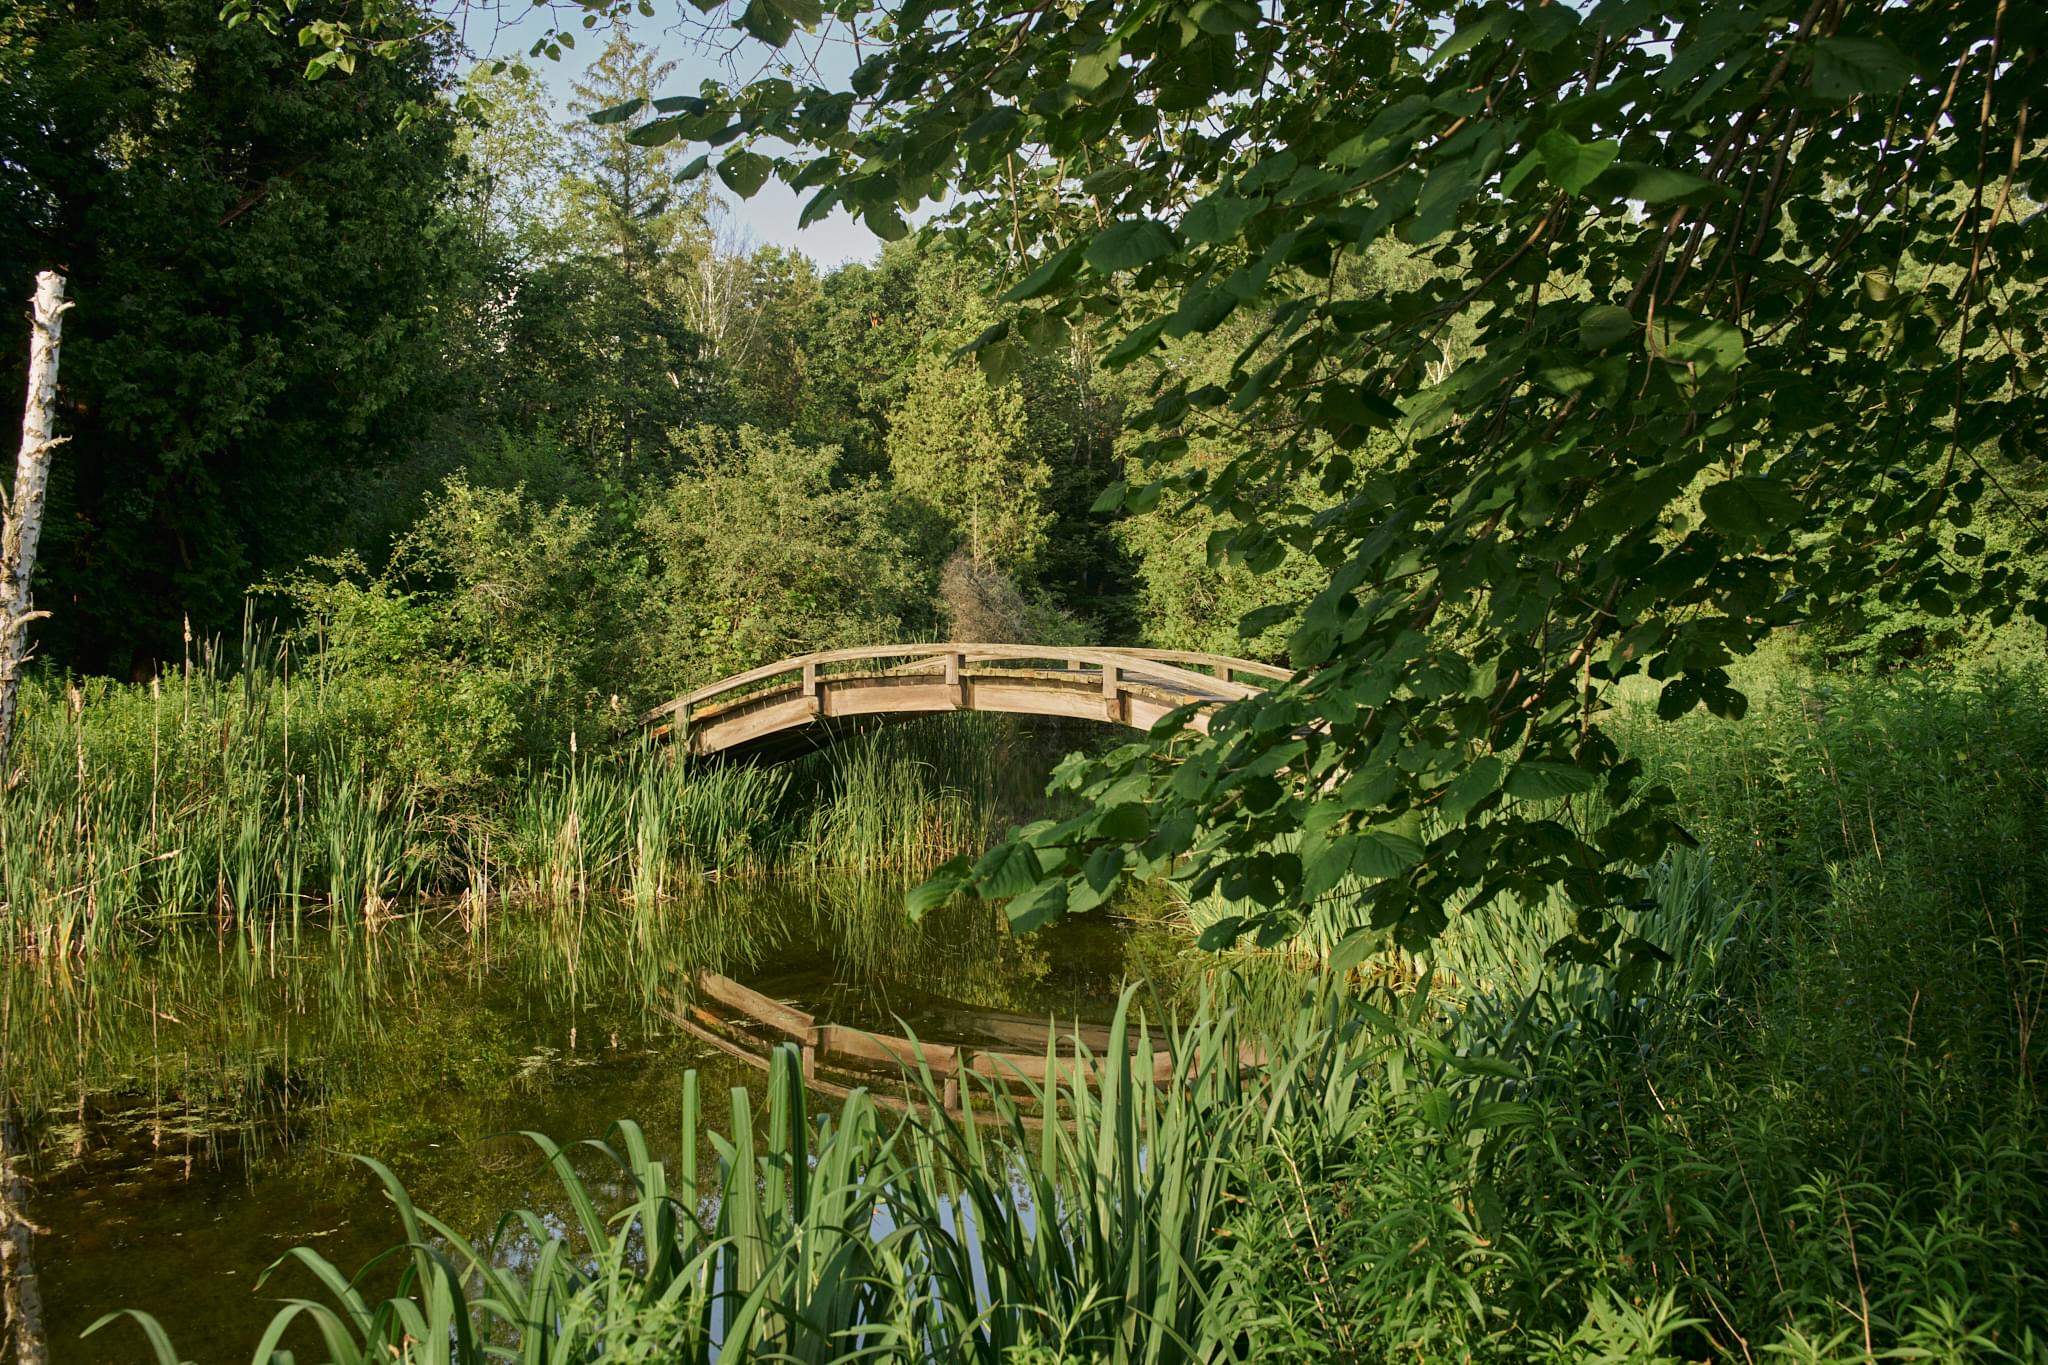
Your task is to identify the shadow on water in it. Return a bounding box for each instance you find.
[0,877,1176,1364]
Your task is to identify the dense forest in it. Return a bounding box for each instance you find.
[0,6,1288,739]
[2,0,2046,1361]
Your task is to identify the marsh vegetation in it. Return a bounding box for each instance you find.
[4,0,2045,1359]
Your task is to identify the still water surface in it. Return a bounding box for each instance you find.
[1,878,1175,1363]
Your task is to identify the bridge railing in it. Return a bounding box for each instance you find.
[641,643,1290,734]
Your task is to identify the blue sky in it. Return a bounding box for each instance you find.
[458,6,885,266]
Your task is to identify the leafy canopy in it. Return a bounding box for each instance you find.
[360,0,2044,951]
[656,0,2040,952]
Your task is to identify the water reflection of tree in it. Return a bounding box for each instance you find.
[0,876,1161,1172]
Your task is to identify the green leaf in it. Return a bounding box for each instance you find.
[1810,36,1913,102]
[1650,315,1745,373]
[738,0,795,45]
[624,115,684,147]
[1428,8,1505,68]
[1168,287,1239,338]
[1102,315,1169,367]
[1197,915,1246,950]
[1069,41,1121,90]
[1579,304,1634,351]
[862,203,910,241]
[1504,762,1596,800]
[1193,0,1259,36]
[1303,834,1358,898]
[1699,477,1802,540]
[1091,802,1150,841]
[1089,480,1129,514]
[716,151,772,197]
[974,840,1044,899]
[1328,928,1383,978]
[1067,845,1124,914]
[1439,755,1504,823]
[1182,192,1261,244]
[907,855,972,920]
[767,0,822,25]
[976,339,1023,383]
[588,98,646,126]
[1352,830,1425,878]
[1535,129,1619,195]
[1084,218,1177,274]
[1627,164,1723,204]
[1402,152,1477,243]
[1005,878,1067,932]
[956,318,1010,356]
[1001,242,1086,302]
[1322,384,1402,430]
[1238,603,1294,637]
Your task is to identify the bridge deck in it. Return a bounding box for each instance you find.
[644,644,1286,760]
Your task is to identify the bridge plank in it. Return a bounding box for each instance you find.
[814,1024,959,1076]
[694,971,815,1038]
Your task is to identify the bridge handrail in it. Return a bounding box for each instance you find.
[1118,648,1292,683]
[641,643,1288,727]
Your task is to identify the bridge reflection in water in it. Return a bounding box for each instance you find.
[643,644,1288,761]
[669,970,1263,1121]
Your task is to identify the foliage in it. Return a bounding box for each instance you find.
[643,0,2048,956]
[787,243,989,470]
[1113,441,1321,662]
[638,425,936,688]
[396,475,641,701]
[0,0,475,675]
[886,356,1052,574]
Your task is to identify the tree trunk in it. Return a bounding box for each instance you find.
[0,272,69,766]
[0,1099,46,1365]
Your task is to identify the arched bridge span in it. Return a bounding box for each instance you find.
[642,644,1288,761]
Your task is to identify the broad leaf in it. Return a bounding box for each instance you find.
[1810,36,1913,102]
[1699,477,1802,540]
[1085,219,1177,274]
[1535,129,1619,195]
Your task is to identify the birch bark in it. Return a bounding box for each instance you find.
[0,272,69,765]
[0,1100,46,1365]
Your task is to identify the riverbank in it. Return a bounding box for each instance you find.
[9,661,2047,1362]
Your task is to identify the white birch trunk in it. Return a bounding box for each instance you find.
[0,271,69,765]
[0,1100,47,1365]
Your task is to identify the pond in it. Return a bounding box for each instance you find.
[0,878,1185,1364]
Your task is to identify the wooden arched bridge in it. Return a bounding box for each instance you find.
[642,644,1289,760]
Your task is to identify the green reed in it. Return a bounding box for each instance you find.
[2,652,1023,952]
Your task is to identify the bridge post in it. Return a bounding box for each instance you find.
[1102,661,1122,723]
[945,650,965,709]
[801,659,821,716]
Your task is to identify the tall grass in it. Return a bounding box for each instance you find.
[1,653,1026,953]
